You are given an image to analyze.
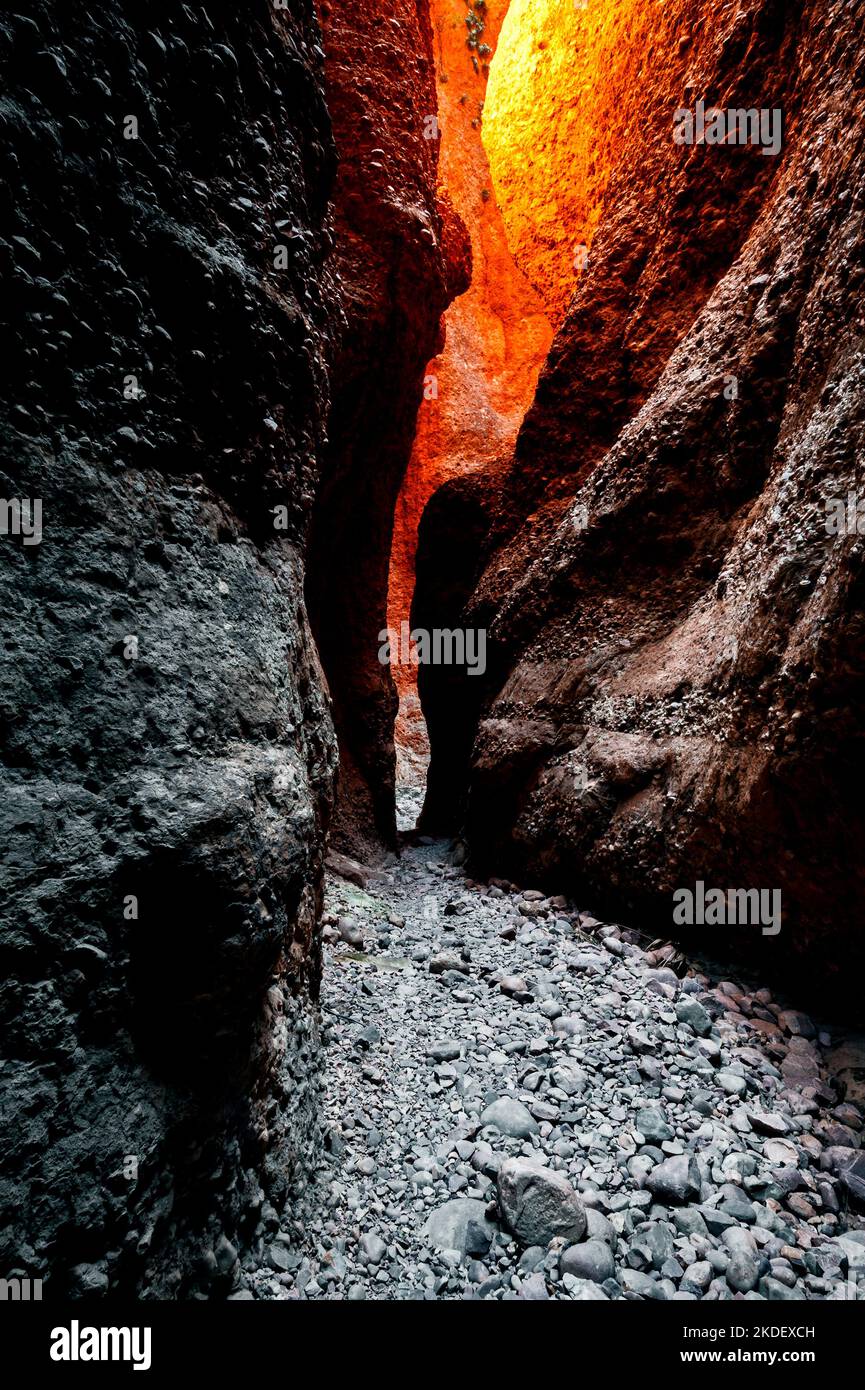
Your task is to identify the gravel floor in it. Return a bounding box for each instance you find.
[246,836,865,1301]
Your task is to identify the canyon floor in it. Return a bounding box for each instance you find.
[242,815,865,1302]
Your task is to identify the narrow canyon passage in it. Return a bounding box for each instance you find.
[2,0,864,1319]
[386,0,552,832]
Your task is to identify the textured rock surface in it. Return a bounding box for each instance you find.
[416,0,865,998]
[0,1,338,1296]
[306,0,470,856]
[498,1158,587,1245]
[483,0,655,323]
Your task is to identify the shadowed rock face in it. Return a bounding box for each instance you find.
[306,0,470,859]
[0,1,338,1296]
[416,0,865,1001]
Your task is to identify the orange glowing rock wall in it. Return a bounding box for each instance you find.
[483,0,653,324]
[388,0,553,779]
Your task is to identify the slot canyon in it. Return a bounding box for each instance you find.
[1,0,865,1313]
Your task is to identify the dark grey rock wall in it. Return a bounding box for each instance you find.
[0,1,338,1297]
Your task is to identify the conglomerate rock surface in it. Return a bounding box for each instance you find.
[0,0,339,1297]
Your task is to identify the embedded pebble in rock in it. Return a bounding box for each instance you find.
[245,840,865,1300]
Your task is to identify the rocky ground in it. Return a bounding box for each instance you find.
[244,830,865,1301]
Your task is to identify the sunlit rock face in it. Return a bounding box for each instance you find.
[483,0,652,324]
[387,0,552,790]
[417,0,865,1000]
[0,2,338,1296]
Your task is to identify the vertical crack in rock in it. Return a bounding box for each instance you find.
[305,0,470,860]
[1,0,864,1313]
[387,0,553,820]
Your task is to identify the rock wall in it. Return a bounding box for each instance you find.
[306,0,470,856]
[483,0,659,325]
[416,0,865,1002]
[0,1,338,1297]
